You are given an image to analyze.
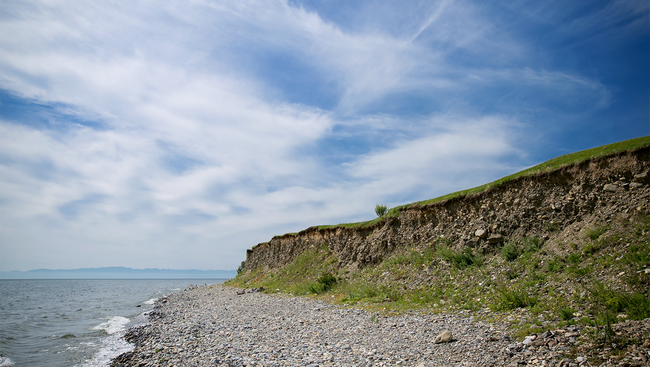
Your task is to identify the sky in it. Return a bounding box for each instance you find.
[0,0,648,272]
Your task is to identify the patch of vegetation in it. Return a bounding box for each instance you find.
[546,258,563,272]
[493,284,537,311]
[437,246,482,269]
[586,226,608,240]
[236,261,246,275]
[226,244,339,295]
[543,220,560,232]
[501,243,520,262]
[559,307,575,321]
[308,272,337,294]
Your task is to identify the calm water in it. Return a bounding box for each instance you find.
[0,279,225,366]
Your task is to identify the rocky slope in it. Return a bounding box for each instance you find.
[244,147,650,275]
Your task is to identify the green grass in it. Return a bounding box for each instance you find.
[493,284,537,311]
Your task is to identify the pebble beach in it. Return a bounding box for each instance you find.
[112,285,649,367]
[112,284,515,366]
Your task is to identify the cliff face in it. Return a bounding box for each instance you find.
[245,148,650,273]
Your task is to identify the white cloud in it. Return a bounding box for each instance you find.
[0,0,624,271]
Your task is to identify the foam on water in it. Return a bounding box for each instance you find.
[93,316,130,335]
[78,333,132,367]
[143,297,158,305]
[0,357,14,367]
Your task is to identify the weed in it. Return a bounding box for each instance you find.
[559,307,575,321]
[587,282,650,343]
[546,258,563,272]
[437,246,482,269]
[522,237,544,253]
[586,226,608,240]
[566,253,581,264]
[501,243,520,262]
[308,272,337,294]
[543,221,560,232]
[348,288,378,303]
[626,293,650,320]
[505,268,519,280]
[583,242,602,255]
[493,285,537,311]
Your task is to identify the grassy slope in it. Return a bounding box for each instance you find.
[227,136,650,358]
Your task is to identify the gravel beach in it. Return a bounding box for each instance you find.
[112,284,514,366]
[111,285,649,367]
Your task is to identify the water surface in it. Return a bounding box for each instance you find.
[0,278,224,366]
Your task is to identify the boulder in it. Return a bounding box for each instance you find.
[603,183,620,192]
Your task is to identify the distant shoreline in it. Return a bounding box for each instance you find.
[0,277,233,280]
[0,267,236,279]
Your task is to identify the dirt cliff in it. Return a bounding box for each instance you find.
[244,147,650,274]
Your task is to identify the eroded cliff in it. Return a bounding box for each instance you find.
[244,147,650,273]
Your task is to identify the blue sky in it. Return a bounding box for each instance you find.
[0,0,648,271]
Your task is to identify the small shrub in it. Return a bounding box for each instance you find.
[236,261,246,275]
[493,285,537,311]
[308,272,337,294]
[583,242,602,255]
[625,293,650,320]
[546,258,563,272]
[501,244,520,262]
[586,226,608,240]
[543,221,560,232]
[559,307,575,321]
[566,253,581,264]
[375,204,388,217]
[587,282,650,342]
[437,246,482,269]
[505,268,519,280]
[343,284,381,302]
[522,237,543,253]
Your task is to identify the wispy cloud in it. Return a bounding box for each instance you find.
[0,0,645,271]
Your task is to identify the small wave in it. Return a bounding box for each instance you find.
[0,357,15,367]
[92,316,129,335]
[143,298,158,305]
[77,333,132,367]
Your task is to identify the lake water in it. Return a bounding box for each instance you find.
[0,278,225,366]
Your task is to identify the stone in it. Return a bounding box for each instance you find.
[434,330,453,344]
[603,183,620,192]
[633,172,648,181]
[475,229,487,238]
[630,182,644,189]
[487,234,504,244]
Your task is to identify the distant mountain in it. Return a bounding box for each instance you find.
[0,267,236,279]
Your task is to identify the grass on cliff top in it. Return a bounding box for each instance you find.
[292,136,650,233]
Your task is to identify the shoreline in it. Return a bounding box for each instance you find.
[110,285,649,366]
